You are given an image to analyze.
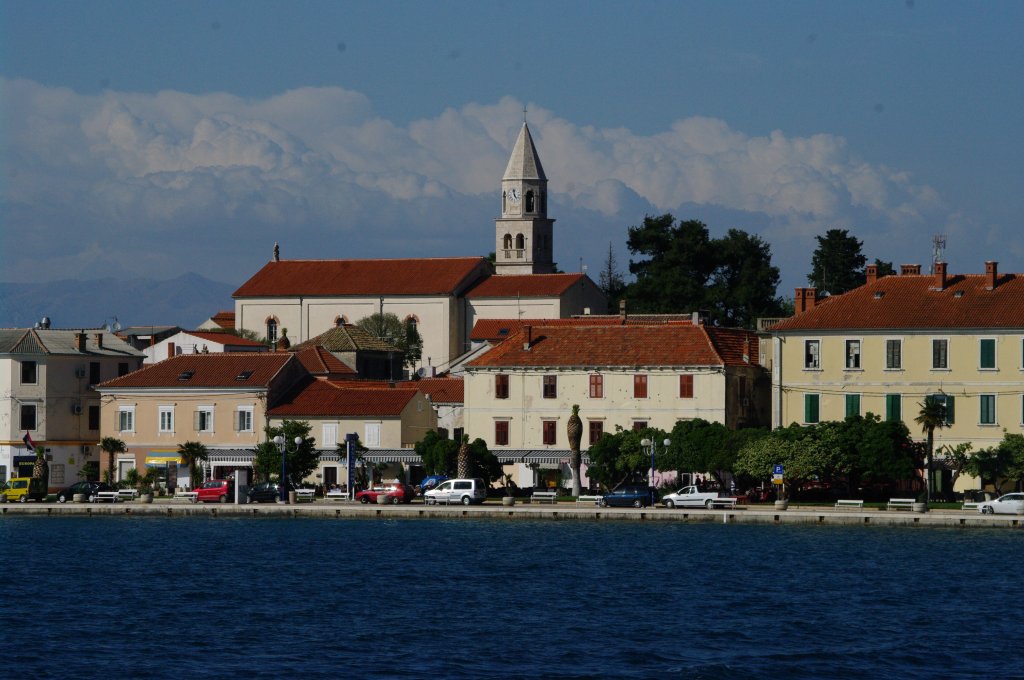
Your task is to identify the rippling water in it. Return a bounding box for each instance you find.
[1,517,1021,679]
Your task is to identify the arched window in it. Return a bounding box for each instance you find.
[516,234,525,250]
[503,233,513,250]
[334,315,348,327]
[525,190,535,212]
[266,318,278,344]
[405,315,419,331]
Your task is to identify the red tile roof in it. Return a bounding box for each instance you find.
[97,353,294,389]
[233,258,487,297]
[466,324,757,368]
[210,311,235,330]
[465,273,586,299]
[269,378,418,417]
[469,316,697,342]
[184,330,265,347]
[293,346,357,376]
[771,272,1024,331]
[406,377,464,404]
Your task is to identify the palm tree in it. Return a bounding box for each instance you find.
[567,404,583,497]
[457,435,470,479]
[177,441,210,490]
[915,396,949,503]
[30,446,49,489]
[99,436,127,484]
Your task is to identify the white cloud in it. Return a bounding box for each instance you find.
[1,77,953,286]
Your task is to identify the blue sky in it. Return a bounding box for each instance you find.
[2,0,1022,297]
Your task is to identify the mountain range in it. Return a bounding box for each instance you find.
[0,273,237,330]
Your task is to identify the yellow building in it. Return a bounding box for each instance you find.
[770,261,1024,493]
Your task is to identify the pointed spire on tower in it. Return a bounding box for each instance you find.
[503,123,547,182]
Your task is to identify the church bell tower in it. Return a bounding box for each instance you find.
[495,122,555,275]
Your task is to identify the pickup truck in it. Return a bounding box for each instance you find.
[661,485,721,508]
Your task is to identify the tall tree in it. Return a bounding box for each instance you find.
[808,228,867,295]
[914,396,948,503]
[99,436,127,484]
[597,242,626,304]
[355,311,422,371]
[708,229,784,328]
[177,440,209,489]
[567,404,583,496]
[252,420,318,487]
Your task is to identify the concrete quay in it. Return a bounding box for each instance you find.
[2,500,1021,528]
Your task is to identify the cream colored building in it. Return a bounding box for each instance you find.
[464,322,767,489]
[1,328,144,488]
[770,262,1024,494]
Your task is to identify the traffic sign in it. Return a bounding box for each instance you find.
[773,464,784,475]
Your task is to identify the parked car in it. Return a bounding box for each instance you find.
[978,492,1024,515]
[247,481,291,503]
[599,485,653,508]
[196,479,234,503]
[424,478,487,505]
[356,483,415,504]
[56,481,113,503]
[662,485,721,509]
[418,475,448,495]
[0,477,48,503]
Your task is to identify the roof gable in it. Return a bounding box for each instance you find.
[291,324,400,353]
[98,353,293,389]
[269,378,418,417]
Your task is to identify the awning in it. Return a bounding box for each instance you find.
[145,452,183,467]
[361,450,423,464]
[494,450,591,466]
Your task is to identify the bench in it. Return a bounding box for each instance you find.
[961,502,981,512]
[326,490,348,502]
[834,499,864,510]
[531,491,558,504]
[174,491,198,503]
[92,491,120,503]
[576,495,601,505]
[887,498,916,511]
[118,489,139,501]
[709,497,738,509]
[295,489,316,502]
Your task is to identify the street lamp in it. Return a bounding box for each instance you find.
[641,437,671,505]
[272,435,303,503]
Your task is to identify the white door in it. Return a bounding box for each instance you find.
[364,423,381,448]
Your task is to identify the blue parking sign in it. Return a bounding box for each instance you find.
[773,464,784,475]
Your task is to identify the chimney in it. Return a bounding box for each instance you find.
[691,311,702,326]
[985,261,998,290]
[794,288,819,315]
[75,332,87,351]
[865,264,878,284]
[619,299,627,321]
[93,333,103,349]
[932,262,948,291]
[167,341,175,359]
[522,325,533,351]
[742,337,751,364]
[900,264,922,276]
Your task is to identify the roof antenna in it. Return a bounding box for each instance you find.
[523,104,527,123]
[931,234,946,274]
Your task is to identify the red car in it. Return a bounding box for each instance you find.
[196,479,234,503]
[355,483,415,504]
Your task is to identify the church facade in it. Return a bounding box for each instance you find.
[232,122,606,375]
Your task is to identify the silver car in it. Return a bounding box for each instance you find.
[424,478,487,505]
[978,493,1024,515]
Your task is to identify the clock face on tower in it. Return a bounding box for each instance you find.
[508,188,521,204]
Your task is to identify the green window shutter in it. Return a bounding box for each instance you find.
[980,339,995,369]
[805,394,820,423]
[885,394,901,422]
[845,394,860,418]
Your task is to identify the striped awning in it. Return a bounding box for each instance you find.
[493,450,591,466]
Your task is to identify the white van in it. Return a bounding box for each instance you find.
[424,478,487,505]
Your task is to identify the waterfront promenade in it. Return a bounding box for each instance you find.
[3,500,1020,528]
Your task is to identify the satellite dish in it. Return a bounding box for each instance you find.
[112,320,122,332]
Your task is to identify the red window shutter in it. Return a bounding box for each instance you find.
[634,374,648,399]
[679,375,694,398]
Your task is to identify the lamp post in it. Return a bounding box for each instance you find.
[272,435,303,503]
[640,437,671,505]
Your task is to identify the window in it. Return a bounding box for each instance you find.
[542,420,556,446]
[89,361,101,385]
[495,420,509,446]
[88,405,100,431]
[845,394,860,418]
[804,394,820,424]
[236,407,253,432]
[195,408,214,433]
[932,339,948,369]
[588,421,604,445]
[632,421,648,431]
[845,340,861,369]
[589,374,603,399]
[679,375,694,398]
[634,374,648,399]
[979,338,996,369]
[118,407,135,433]
[21,361,37,384]
[495,374,509,399]
[158,406,174,433]
[804,340,820,369]
[117,362,130,377]
[20,404,37,430]
[364,423,381,448]
[885,394,901,422]
[542,375,557,399]
[980,395,996,425]
[885,340,902,369]
[931,393,955,425]
[266,319,278,344]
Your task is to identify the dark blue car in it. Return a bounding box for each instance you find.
[418,475,448,495]
[599,485,653,508]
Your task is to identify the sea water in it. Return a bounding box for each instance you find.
[1,517,1021,679]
